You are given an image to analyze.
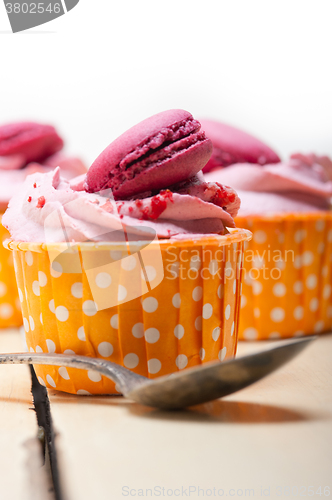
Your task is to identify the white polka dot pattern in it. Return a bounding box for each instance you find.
[132,323,144,338]
[148,359,161,374]
[25,251,33,266]
[124,353,139,369]
[243,328,258,340]
[38,271,47,287]
[192,286,203,302]
[10,232,246,395]
[218,347,227,361]
[253,230,267,244]
[209,260,219,276]
[29,316,35,331]
[59,367,70,380]
[252,281,262,295]
[310,298,319,312]
[121,255,136,271]
[77,389,90,395]
[50,261,62,277]
[217,285,224,299]
[212,327,220,341]
[144,327,160,344]
[110,314,118,329]
[202,303,213,319]
[270,307,285,323]
[46,375,56,388]
[174,324,184,339]
[32,281,40,296]
[98,342,113,357]
[142,297,158,313]
[23,317,29,332]
[225,304,231,320]
[71,282,83,298]
[273,283,286,297]
[95,272,112,288]
[117,285,127,301]
[83,300,98,316]
[0,304,14,319]
[77,326,86,341]
[176,354,188,370]
[142,266,157,282]
[88,370,102,383]
[46,339,56,353]
[55,306,69,322]
[237,214,332,340]
[172,293,181,308]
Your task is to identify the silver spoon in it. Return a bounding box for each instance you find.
[0,336,314,410]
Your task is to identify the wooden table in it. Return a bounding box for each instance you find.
[1,330,331,500]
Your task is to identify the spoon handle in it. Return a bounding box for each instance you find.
[0,352,148,395]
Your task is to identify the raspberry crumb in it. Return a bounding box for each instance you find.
[27,196,32,203]
[33,183,37,188]
[37,196,46,208]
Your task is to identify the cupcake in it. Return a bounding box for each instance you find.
[206,152,332,340]
[0,121,87,327]
[199,119,280,173]
[3,110,251,395]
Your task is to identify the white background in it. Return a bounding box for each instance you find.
[0,0,331,167]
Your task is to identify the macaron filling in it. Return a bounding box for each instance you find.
[109,130,207,193]
[118,117,200,170]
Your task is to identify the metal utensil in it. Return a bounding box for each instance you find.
[0,336,314,409]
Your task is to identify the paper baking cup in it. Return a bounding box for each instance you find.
[0,214,22,328]
[5,228,251,395]
[236,213,332,340]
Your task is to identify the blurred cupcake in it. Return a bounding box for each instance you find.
[3,110,251,394]
[199,119,280,173]
[206,154,332,339]
[0,121,87,328]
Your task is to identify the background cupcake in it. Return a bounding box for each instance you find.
[206,153,332,340]
[0,121,86,328]
[3,110,251,394]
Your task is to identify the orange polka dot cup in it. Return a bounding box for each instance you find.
[0,214,22,327]
[236,213,332,340]
[5,228,251,395]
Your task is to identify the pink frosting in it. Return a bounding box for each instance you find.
[205,154,332,215]
[0,154,87,210]
[3,168,240,242]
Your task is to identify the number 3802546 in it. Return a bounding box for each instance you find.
[5,3,61,14]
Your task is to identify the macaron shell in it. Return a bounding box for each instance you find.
[113,137,213,199]
[85,109,205,195]
[200,119,280,172]
[0,122,64,165]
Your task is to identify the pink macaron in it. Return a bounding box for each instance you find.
[85,109,213,199]
[199,119,280,173]
[0,122,64,168]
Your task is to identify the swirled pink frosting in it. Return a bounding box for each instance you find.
[205,154,332,215]
[0,154,87,210]
[3,168,240,242]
